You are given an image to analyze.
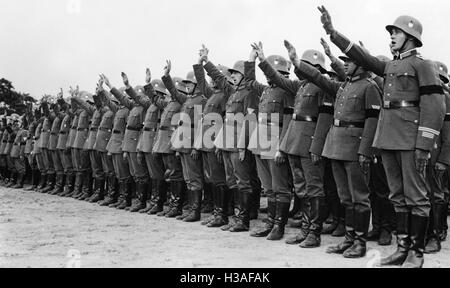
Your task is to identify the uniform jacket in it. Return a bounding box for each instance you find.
[67,109,81,148]
[331,31,445,152]
[104,90,129,154]
[48,113,63,151]
[434,86,450,165]
[32,121,43,154]
[25,120,37,154]
[260,59,334,157]
[295,61,382,161]
[73,97,108,150]
[56,113,72,150]
[94,90,115,153]
[0,129,8,155]
[38,115,54,149]
[10,128,27,158]
[162,74,206,154]
[152,98,181,154]
[5,127,17,155]
[204,61,259,152]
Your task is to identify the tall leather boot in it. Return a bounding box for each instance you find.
[300,197,325,248]
[139,179,154,213]
[267,201,290,240]
[208,185,229,228]
[378,198,394,245]
[41,173,55,193]
[439,202,448,241]
[70,173,84,198]
[367,196,381,241]
[25,169,40,191]
[184,189,202,222]
[331,205,346,237]
[425,203,444,253]
[165,181,184,218]
[6,172,17,188]
[116,180,132,210]
[250,200,276,237]
[289,194,301,218]
[322,196,339,234]
[402,214,428,268]
[221,188,239,231]
[249,188,261,220]
[285,199,311,244]
[201,183,214,213]
[12,173,25,189]
[49,174,64,195]
[88,178,105,203]
[149,180,167,214]
[78,172,93,200]
[130,180,148,212]
[326,206,356,254]
[99,176,118,206]
[60,173,75,197]
[380,212,411,266]
[229,191,251,232]
[202,185,218,225]
[343,209,370,258]
[176,186,191,220]
[36,173,47,192]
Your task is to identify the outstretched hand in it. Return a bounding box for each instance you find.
[320,38,332,57]
[164,60,172,76]
[251,41,265,61]
[199,44,209,64]
[121,72,131,88]
[318,5,335,35]
[284,40,299,66]
[145,68,152,84]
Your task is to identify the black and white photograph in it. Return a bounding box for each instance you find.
[0,0,449,272]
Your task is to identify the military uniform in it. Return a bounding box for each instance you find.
[10,127,27,188]
[104,90,132,209]
[295,60,382,257]
[244,60,294,240]
[0,128,10,183]
[57,112,75,196]
[47,112,64,194]
[126,83,167,214]
[37,114,55,192]
[24,119,40,190]
[162,74,206,222]
[95,90,118,207]
[193,63,238,227]
[204,60,260,232]
[33,120,46,190]
[330,28,445,266]
[6,126,18,186]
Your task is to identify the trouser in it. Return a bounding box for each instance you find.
[0,155,6,169]
[60,149,74,176]
[7,155,17,174]
[73,148,90,173]
[180,152,204,192]
[100,152,115,178]
[27,153,37,170]
[229,150,259,194]
[36,152,46,173]
[90,150,104,180]
[13,157,26,174]
[202,151,226,186]
[126,152,148,181]
[324,158,341,219]
[51,149,64,176]
[381,150,430,217]
[162,153,184,183]
[369,156,396,232]
[255,155,273,200]
[145,152,165,180]
[288,154,325,199]
[111,153,131,181]
[268,158,293,204]
[221,151,238,189]
[42,148,54,175]
[331,160,371,232]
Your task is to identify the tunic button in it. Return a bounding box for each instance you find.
[389,84,392,87]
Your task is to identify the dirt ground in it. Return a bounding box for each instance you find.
[0,187,449,268]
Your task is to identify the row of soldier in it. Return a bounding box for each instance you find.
[2,6,449,268]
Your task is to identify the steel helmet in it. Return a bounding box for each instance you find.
[173,77,188,94]
[10,113,20,122]
[435,61,449,84]
[151,79,169,95]
[386,15,423,47]
[301,50,326,71]
[376,55,392,62]
[228,60,245,76]
[217,64,232,80]
[79,91,95,104]
[266,55,290,75]
[182,71,197,85]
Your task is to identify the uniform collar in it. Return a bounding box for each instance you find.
[394,48,418,60]
[346,72,370,83]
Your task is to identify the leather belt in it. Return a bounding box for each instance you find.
[126,126,142,131]
[382,100,419,109]
[283,107,294,114]
[333,119,364,128]
[159,126,176,131]
[77,128,88,131]
[90,127,98,132]
[71,126,77,129]
[113,129,122,134]
[144,127,158,132]
[293,115,317,122]
[99,127,112,132]
[445,115,450,122]
[50,132,58,135]
[59,131,67,135]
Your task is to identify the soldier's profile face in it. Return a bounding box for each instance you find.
[230,71,243,86]
[185,82,196,94]
[344,60,358,76]
[389,28,408,52]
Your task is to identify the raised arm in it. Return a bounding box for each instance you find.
[161,60,187,105]
[71,97,95,116]
[244,60,266,97]
[121,71,152,109]
[193,63,213,98]
[101,74,134,109]
[294,60,340,97]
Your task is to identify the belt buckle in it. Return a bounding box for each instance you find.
[383,101,391,109]
[334,119,340,126]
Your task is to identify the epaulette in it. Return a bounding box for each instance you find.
[365,78,383,94]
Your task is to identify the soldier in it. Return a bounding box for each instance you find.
[423,61,450,254]
[95,81,119,207]
[193,60,238,228]
[100,76,133,210]
[0,115,8,184]
[65,95,83,198]
[10,115,28,188]
[33,107,46,191]
[151,76,185,218]
[243,46,295,241]
[285,39,382,257]
[200,46,260,232]
[123,70,168,214]
[5,114,19,187]
[252,43,333,247]
[71,91,94,200]
[47,92,66,195]
[37,100,56,193]
[72,88,108,203]
[107,74,149,213]
[319,6,445,267]
[56,96,75,197]
[24,107,40,191]
[162,61,206,222]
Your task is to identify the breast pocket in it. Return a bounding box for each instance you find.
[345,95,363,112]
[299,94,316,109]
[229,98,244,113]
[267,99,283,113]
[395,70,416,92]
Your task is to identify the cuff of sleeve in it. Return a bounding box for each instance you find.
[358,137,375,158]
[331,31,353,54]
[310,137,326,156]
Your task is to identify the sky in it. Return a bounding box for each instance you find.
[1,0,450,98]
